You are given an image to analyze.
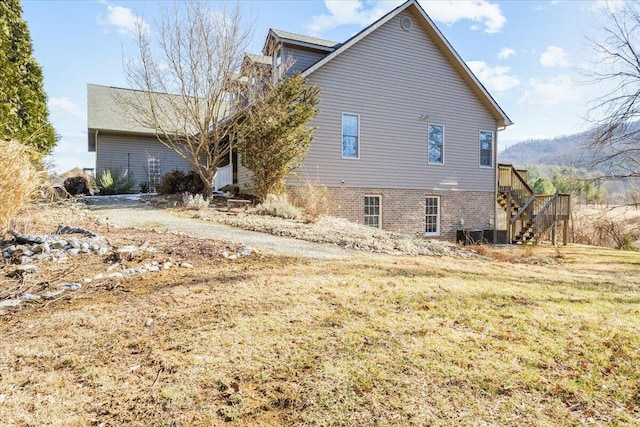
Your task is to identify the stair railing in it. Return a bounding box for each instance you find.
[510,195,536,224]
[498,164,534,209]
[498,164,571,244]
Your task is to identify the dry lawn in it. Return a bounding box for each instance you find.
[1,204,639,426]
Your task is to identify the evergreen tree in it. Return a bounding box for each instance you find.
[238,73,320,201]
[0,0,55,155]
[531,177,557,195]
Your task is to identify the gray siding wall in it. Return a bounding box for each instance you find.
[290,9,498,192]
[237,151,253,190]
[284,46,328,74]
[96,133,192,190]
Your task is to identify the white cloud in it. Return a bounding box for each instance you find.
[590,0,625,12]
[518,75,580,107]
[307,0,506,36]
[467,60,520,92]
[540,45,570,67]
[422,1,506,33]
[307,1,402,35]
[497,47,516,60]
[49,97,86,120]
[97,4,148,35]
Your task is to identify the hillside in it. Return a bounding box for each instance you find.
[499,130,594,169]
[500,122,640,174]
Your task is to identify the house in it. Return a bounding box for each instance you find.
[88,0,527,241]
[251,0,512,241]
[88,84,193,193]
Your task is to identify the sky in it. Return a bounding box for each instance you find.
[20,0,622,173]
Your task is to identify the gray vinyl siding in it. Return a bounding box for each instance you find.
[283,46,328,75]
[96,133,192,190]
[237,151,253,190]
[291,8,497,192]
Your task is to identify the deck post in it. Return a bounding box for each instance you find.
[563,195,571,246]
[552,196,558,245]
[507,191,512,243]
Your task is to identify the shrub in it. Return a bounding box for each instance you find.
[571,209,640,250]
[619,234,637,251]
[182,192,209,210]
[255,194,301,220]
[63,175,91,196]
[289,182,334,223]
[0,140,46,231]
[158,169,205,195]
[99,168,134,195]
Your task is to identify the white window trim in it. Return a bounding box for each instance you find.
[425,195,440,237]
[274,46,282,67]
[479,130,494,169]
[427,123,445,165]
[341,112,360,160]
[364,194,382,229]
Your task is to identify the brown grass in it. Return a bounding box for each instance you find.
[1,205,640,426]
[0,140,46,233]
[468,243,566,264]
[288,182,335,223]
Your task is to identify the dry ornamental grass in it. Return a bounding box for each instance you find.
[0,140,46,232]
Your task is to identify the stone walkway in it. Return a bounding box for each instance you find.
[84,197,352,260]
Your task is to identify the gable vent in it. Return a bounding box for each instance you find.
[401,16,413,31]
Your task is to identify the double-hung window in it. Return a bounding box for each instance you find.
[428,124,444,165]
[425,196,440,236]
[364,195,381,228]
[342,113,359,159]
[480,130,494,167]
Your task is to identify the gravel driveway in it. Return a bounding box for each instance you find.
[84,196,352,260]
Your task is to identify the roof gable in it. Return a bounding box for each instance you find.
[244,53,271,65]
[262,28,339,55]
[301,0,512,127]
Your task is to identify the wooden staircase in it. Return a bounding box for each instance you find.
[498,164,571,245]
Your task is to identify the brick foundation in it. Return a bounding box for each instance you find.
[289,186,496,241]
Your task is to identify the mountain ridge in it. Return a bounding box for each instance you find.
[499,130,594,169]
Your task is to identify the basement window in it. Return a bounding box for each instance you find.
[425,196,440,236]
[364,195,381,228]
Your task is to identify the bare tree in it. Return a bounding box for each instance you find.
[123,1,251,196]
[586,2,640,180]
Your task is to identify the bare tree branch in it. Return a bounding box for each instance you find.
[120,0,252,196]
[585,2,640,181]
